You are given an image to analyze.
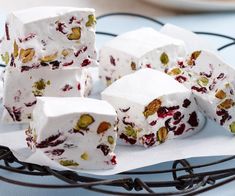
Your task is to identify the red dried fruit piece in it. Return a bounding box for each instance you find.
[216,109,232,126]
[165,118,176,131]
[175,75,187,83]
[149,120,157,126]
[56,22,67,34]
[36,133,65,148]
[50,61,60,70]
[5,23,10,40]
[142,133,156,147]
[45,149,65,156]
[217,73,225,80]
[97,121,111,134]
[97,144,110,156]
[111,155,117,165]
[62,84,73,92]
[24,100,37,107]
[4,106,22,121]
[18,33,36,43]
[191,86,207,93]
[74,46,87,57]
[143,99,162,118]
[119,133,137,145]
[110,55,116,66]
[77,83,81,90]
[187,111,199,127]
[119,107,130,112]
[182,99,191,108]
[62,60,74,67]
[157,106,179,118]
[174,123,186,135]
[81,59,91,67]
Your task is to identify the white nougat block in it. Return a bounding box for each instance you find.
[0,6,97,70]
[99,27,186,86]
[102,69,205,147]
[167,50,235,133]
[160,23,215,53]
[2,67,92,123]
[26,97,117,169]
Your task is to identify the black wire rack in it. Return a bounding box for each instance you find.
[1,12,235,195]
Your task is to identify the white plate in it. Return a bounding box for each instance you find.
[145,0,235,11]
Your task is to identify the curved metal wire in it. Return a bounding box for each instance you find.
[1,12,235,196]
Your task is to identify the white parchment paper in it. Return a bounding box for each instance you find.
[0,67,235,176]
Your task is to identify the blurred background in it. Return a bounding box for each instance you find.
[1,0,235,16]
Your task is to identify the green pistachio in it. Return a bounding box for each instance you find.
[160,52,169,65]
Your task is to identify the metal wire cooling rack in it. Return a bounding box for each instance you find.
[1,13,235,195]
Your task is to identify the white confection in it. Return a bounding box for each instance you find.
[160,23,215,53]
[167,50,235,133]
[0,7,98,123]
[2,67,92,123]
[99,27,186,86]
[1,6,97,70]
[26,97,117,169]
[102,69,205,147]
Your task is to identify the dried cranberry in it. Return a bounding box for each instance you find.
[217,73,225,80]
[110,56,116,66]
[119,107,130,112]
[165,118,176,131]
[62,60,74,67]
[10,54,15,67]
[120,133,137,145]
[146,64,151,68]
[81,59,91,67]
[111,155,117,165]
[174,123,186,135]
[56,22,67,34]
[200,71,212,78]
[50,61,60,70]
[157,106,179,118]
[36,133,65,148]
[142,133,156,147]
[62,84,73,92]
[149,120,157,126]
[45,149,65,156]
[74,46,87,57]
[69,16,77,24]
[24,100,37,107]
[97,144,110,156]
[122,117,135,127]
[5,23,10,40]
[40,62,49,67]
[182,99,191,108]
[209,79,216,91]
[175,75,187,83]
[18,33,36,43]
[216,109,232,126]
[177,61,185,68]
[77,83,81,90]
[191,86,207,93]
[173,111,182,120]
[187,111,199,127]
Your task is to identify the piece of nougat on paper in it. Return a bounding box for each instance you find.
[102,69,205,147]
[25,97,117,169]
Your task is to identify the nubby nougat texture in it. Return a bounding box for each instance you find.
[99,27,186,86]
[26,97,117,169]
[1,7,97,123]
[167,50,235,133]
[102,69,205,147]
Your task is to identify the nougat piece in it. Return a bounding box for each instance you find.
[167,50,235,133]
[99,27,186,86]
[0,6,97,71]
[160,23,215,53]
[2,67,92,123]
[25,97,117,169]
[101,69,205,147]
